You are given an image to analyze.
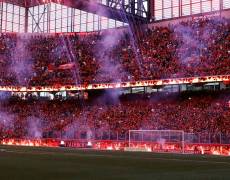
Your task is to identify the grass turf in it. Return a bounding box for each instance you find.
[0,145,230,180]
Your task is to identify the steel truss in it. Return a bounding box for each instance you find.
[105,0,149,18]
[27,4,49,33]
[0,0,150,33]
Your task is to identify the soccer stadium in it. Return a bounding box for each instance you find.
[0,0,229,179]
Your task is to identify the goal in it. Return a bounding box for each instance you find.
[128,130,185,153]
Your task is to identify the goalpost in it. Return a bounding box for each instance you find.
[128,130,185,154]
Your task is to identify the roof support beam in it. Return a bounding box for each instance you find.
[58,0,149,24]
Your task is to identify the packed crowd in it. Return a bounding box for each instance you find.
[0,90,229,142]
[0,17,229,86]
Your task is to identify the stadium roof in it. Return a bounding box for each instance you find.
[1,0,41,7]
[2,0,101,8]
[1,0,149,23]
[1,0,69,8]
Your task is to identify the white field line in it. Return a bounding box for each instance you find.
[1,148,230,166]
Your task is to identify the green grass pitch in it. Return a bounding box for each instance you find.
[0,145,230,180]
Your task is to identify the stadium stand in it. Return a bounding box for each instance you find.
[0,17,229,86]
[0,91,229,144]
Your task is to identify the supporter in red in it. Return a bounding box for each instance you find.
[0,90,229,142]
[0,17,229,86]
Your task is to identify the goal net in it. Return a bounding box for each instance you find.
[127,130,185,153]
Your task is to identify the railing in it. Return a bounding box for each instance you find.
[44,130,230,145]
[184,132,230,144]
